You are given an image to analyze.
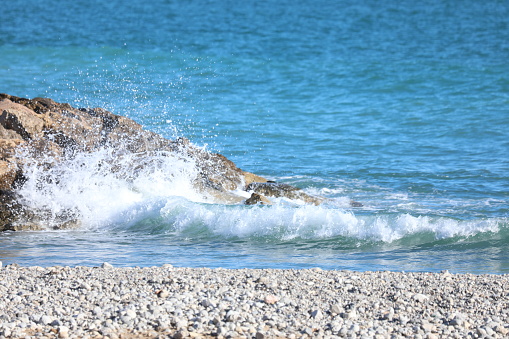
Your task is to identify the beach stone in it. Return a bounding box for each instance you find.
[157,289,169,298]
[330,304,342,314]
[496,325,509,335]
[200,298,214,308]
[412,294,429,303]
[125,309,137,319]
[421,322,435,332]
[264,295,279,304]
[40,315,53,325]
[311,309,323,319]
[51,319,62,326]
[80,282,91,290]
[1,266,509,339]
[174,329,189,339]
[226,310,239,322]
[58,326,70,338]
[341,310,357,320]
[101,262,114,269]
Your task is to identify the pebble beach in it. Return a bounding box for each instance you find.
[1,263,508,338]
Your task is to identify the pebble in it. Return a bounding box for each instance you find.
[264,294,279,304]
[101,262,114,269]
[157,289,169,298]
[412,293,429,303]
[330,304,342,314]
[0,265,508,338]
[311,309,323,319]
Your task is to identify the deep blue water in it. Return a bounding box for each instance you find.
[0,0,508,273]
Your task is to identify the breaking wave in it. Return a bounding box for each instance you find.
[13,147,506,245]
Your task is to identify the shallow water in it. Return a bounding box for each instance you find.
[0,0,508,273]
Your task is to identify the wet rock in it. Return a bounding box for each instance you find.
[246,182,324,205]
[244,193,271,205]
[350,200,363,207]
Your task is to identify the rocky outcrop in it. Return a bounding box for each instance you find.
[0,94,325,231]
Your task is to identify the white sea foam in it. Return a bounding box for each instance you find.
[14,147,504,243]
[15,147,204,229]
[155,198,502,243]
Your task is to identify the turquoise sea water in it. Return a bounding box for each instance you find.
[1,0,508,273]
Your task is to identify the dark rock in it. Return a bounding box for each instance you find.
[244,193,271,205]
[246,182,324,205]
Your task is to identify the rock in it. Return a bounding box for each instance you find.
[341,310,357,320]
[310,309,323,319]
[157,290,169,298]
[0,99,44,140]
[350,200,363,207]
[243,171,268,185]
[101,262,114,269]
[264,295,279,304]
[174,329,189,339]
[246,182,324,205]
[421,322,435,332]
[40,315,53,325]
[244,193,271,205]
[226,310,239,322]
[0,160,17,190]
[201,298,214,308]
[495,325,509,335]
[412,293,429,303]
[330,304,342,314]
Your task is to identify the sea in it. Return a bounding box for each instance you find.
[0,0,508,274]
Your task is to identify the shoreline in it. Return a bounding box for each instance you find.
[1,264,508,338]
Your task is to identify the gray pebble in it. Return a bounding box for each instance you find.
[0,266,508,338]
[101,262,113,269]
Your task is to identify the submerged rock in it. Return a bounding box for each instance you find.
[0,94,325,231]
